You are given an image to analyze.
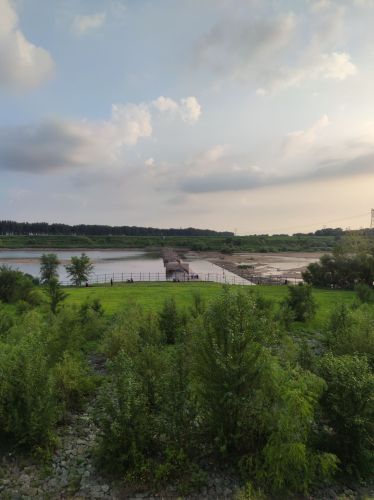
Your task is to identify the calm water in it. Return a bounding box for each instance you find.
[0,250,163,281]
[0,250,248,284]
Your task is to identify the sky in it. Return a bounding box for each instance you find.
[1,0,374,234]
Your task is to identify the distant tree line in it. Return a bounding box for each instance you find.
[0,220,234,237]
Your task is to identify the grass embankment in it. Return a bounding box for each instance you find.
[65,282,356,326]
[0,234,336,252]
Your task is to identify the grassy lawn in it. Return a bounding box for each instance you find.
[64,282,357,325]
[65,282,224,314]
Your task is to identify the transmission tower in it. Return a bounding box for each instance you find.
[371,209,374,228]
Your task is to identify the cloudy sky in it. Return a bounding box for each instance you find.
[1,0,374,234]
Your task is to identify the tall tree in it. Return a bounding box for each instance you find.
[65,253,94,286]
[40,253,60,283]
[46,277,67,314]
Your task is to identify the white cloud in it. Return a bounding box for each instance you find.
[153,96,201,124]
[0,95,200,173]
[200,144,228,163]
[283,115,330,157]
[195,3,356,93]
[320,52,356,80]
[153,96,179,113]
[72,12,106,35]
[145,157,155,167]
[0,0,54,92]
[180,97,202,124]
[0,102,152,172]
[259,52,356,94]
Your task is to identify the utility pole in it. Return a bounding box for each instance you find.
[371,209,374,229]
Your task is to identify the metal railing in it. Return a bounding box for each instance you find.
[59,271,301,287]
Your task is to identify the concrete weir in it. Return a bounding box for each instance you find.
[162,248,190,279]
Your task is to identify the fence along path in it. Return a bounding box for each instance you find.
[59,271,301,287]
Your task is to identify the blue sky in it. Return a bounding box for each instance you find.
[1,0,374,233]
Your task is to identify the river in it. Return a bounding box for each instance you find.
[0,249,250,285]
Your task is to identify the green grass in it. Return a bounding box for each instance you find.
[64,282,357,325]
[65,282,223,314]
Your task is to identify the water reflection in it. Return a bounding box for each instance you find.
[0,249,249,284]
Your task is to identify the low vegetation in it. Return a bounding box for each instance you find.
[0,233,336,253]
[0,265,373,496]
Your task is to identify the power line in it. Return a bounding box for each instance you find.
[264,211,370,234]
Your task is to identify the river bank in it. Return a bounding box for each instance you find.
[186,251,322,281]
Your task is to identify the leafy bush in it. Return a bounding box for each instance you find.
[221,244,234,254]
[190,290,206,317]
[53,353,95,416]
[317,354,374,477]
[258,369,338,494]
[284,283,316,322]
[101,305,159,359]
[94,352,154,476]
[325,304,374,367]
[355,282,374,303]
[189,288,334,494]
[191,288,266,455]
[0,266,35,304]
[0,306,14,337]
[158,297,184,344]
[46,277,67,314]
[0,313,58,448]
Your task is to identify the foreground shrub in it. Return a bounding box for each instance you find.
[355,282,374,303]
[283,283,316,322]
[0,306,14,337]
[0,313,58,448]
[94,352,154,476]
[158,297,185,344]
[53,353,95,416]
[191,288,265,455]
[317,354,374,478]
[257,368,338,494]
[325,304,374,367]
[95,338,200,490]
[0,266,35,304]
[101,305,162,359]
[191,287,335,494]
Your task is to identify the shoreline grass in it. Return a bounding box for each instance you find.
[64,282,356,324]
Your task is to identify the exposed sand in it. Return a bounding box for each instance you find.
[185,251,323,280]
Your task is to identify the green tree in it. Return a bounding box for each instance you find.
[40,253,60,284]
[190,287,282,455]
[284,283,316,322]
[0,265,35,304]
[46,277,67,314]
[158,297,181,344]
[65,253,94,286]
[318,354,374,477]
